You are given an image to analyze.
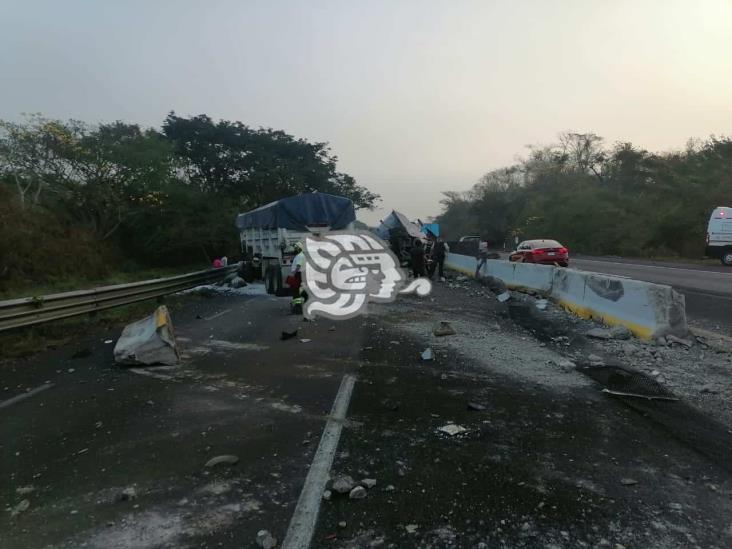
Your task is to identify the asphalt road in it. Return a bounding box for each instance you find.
[2,281,732,548]
[569,257,732,333]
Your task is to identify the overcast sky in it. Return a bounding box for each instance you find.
[2,0,731,225]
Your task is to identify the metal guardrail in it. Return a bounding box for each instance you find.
[0,265,239,332]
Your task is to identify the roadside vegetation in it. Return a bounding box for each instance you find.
[0,113,379,297]
[437,132,732,258]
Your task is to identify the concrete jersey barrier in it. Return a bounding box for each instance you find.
[445,253,687,340]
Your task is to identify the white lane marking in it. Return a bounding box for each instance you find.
[282,374,356,549]
[0,382,54,410]
[575,258,732,277]
[680,289,732,301]
[204,309,232,321]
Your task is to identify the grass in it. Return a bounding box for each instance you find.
[0,293,203,361]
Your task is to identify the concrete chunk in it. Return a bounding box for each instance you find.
[113,306,180,366]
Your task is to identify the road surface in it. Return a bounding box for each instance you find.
[2,281,731,548]
[570,257,732,333]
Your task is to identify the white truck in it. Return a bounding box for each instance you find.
[235,192,356,293]
[706,206,732,265]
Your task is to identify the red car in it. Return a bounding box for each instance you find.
[509,239,569,267]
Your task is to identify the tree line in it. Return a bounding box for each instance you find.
[436,132,732,258]
[0,113,378,291]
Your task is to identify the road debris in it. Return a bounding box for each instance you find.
[113,306,180,366]
[433,321,456,337]
[349,485,367,499]
[467,402,486,411]
[331,474,356,494]
[586,328,612,339]
[281,329,298,340]
[256,529,277,549]
[666,334,693,347]
[405,524,419,534]
[361,478,377,489]
[10,499,30,518]
[437,423,468,436]
[421,348,434,361]
[204,454,239,468]
[496,291,511,302]
[620,478,638,486]
[535,299,548,310]
[587,354,604,366]
[15,486,35,495]
[322,490,332,501]
[300,338,312,343]
[117,486,137,501]
[609,325,632,340]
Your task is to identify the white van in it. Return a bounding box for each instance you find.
[706,206,732,265]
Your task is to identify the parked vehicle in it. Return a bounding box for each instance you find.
[509,239,569,267]
[705,206,732,265]
[459,235,481,242]
[235,192,356,294]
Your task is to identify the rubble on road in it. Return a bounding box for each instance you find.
[204,454,239,468]
[10,499,30,518]
[437,423,468,436]
[349,485,367,499]
[361,478,377,489]
[467,402,486,411]
[421,348,434,361]
[256,529,277,549]
[179,282,268,297]
[586,326,633,340]
[666,334,693,347]
[433,321,456,337]
[496,291,511,302]
[331,474,356,494]
[113,306,180,366]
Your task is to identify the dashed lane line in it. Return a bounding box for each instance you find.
[282,374,357,549]
[0,382,54,410]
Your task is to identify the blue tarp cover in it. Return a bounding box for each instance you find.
[421,223,440,237]
[235,192,356,231]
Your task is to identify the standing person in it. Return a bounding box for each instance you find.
[289,242,308,314]
[410,239,426,278]
[430,237,449,281]
[475,238,490,277]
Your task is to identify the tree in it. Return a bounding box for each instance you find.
[0,115,76,208]
[162,113,379,210]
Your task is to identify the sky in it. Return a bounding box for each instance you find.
[2,0,732,226]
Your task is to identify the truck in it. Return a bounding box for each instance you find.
[706,206,732,265]
[235,192,356,294]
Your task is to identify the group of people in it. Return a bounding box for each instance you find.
[410,237,449,281]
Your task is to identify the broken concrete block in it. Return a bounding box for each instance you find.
[496,291,511,303]
[609,325,632,340]
[204,455,239,468]
[666,334,693,347]
[586,328,612,339]
[421,348,434,361]
[331,475,356,494]
[349,485,367,499]
[113,306,180,366]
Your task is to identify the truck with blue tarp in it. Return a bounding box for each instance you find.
[235,192,356,294]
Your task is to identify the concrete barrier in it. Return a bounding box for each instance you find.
[445,253,688,340]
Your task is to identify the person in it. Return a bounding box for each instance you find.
[429,237,449,281]
[410,239,426,278]
[475,238,490,277]
[212,257,222,268]
[289,242,308,314]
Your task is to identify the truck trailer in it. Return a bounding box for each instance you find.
[235,192,356,294]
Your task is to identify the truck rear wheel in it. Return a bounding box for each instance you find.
[722,251,732,266]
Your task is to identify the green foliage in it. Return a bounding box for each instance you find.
[437,132,732,257]
[0,113,378,294]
